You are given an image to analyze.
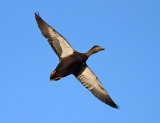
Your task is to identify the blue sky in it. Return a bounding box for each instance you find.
[0,0,160,123]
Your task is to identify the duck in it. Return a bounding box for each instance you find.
[35,13,118,108]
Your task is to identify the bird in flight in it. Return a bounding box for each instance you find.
[35,13,118,108]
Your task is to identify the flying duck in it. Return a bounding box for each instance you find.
[35,13,118,108]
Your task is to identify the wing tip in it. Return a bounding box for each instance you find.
[112,104,119,109]
[103,95,119,109]
[35,11,40,17]
[35,12,41,21]
[34,12,46,28]
[107,99,119,109]
[108,100,119,109]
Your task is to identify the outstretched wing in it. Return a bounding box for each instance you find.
[35,13,75,59]
[74,65,118,108]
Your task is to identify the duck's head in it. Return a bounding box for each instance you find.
[91,45,105,52]
[87,45,105,56]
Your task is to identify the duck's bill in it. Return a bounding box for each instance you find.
[99,47,105,51]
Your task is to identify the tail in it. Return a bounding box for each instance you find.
[50,70,62,81]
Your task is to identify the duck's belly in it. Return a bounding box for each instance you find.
[56,55,86,77]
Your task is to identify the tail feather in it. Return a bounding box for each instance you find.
[50,70,62,81]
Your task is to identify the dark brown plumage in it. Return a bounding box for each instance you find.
[35,12,119,108]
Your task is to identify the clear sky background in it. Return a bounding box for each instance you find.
[0,0,160,123]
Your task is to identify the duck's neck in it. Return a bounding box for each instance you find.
[86,49,96,57]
